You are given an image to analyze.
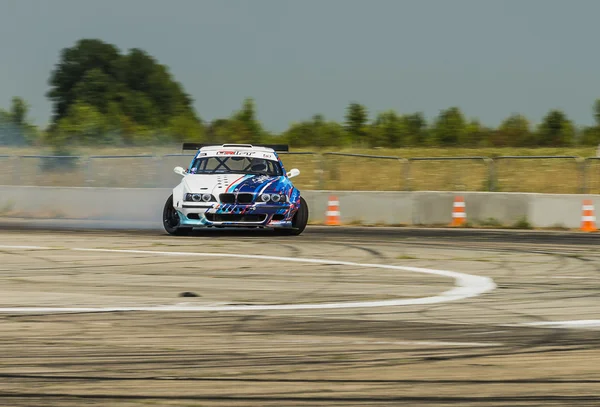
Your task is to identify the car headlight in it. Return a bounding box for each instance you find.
[270,193,282,202]
[185,193,215,202]
[260,194,287,203]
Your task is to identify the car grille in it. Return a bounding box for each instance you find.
[205,213,266,222]
[218,193,254,204]
[219,193,235,204]
[236,193,254,204]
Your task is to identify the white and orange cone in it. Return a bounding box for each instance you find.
[580,200,597,232]
[451,196,466,227]
[325,195,341,226]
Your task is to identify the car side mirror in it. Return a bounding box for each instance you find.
[174,166,187,176]
[287,168,300,178]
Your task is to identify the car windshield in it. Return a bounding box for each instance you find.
[189,156,283,176]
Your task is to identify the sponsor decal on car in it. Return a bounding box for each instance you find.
[217,150,256,156]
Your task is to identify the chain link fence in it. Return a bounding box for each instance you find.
[85,155,157,188]
[15,155,85,187]
[322,153,405,191]
[405,157,491,192]
[491,156,583,194]
[1,152,600,193]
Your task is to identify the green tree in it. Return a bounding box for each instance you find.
[594,99,600,127]
[580,100,600,146]
[579,126,600,146]
[206,118,230,143]
[120,48,194,122]
[285,114,348,148]
[0,97,40,145]
[10,97,28,126]
[494,114,533,146]
[369,110,406,147]
[432,107,466,146]
[536,109,575,146]
[47,39,122,122]
[233,98,264,144]
[462,119,491,147]
[50,101,109,146]
[344,102,368,145]
[46,38,201,144]
[166,113,205,142]
[404,112,428,146]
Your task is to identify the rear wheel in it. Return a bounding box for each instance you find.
[277,196,308,236]
[163,195,191,236]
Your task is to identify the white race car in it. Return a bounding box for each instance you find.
[163,143,309,235]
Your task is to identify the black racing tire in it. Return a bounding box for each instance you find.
[277,196,309,236]
[163,194,191,236]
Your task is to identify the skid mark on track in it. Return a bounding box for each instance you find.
[0,245,496,314]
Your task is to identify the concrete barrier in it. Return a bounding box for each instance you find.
[0,186,598,229]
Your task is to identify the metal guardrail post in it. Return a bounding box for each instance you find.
[582,157,600,195]
[404,159,412,191]
[317,153,326,190]
[485,158,495,192]
[578,157,586,195]
[8,155,19,185]
[84,156,92,186]
[399,158,409,191]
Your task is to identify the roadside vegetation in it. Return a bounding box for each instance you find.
[2,38,600,194]
[3,38,600,152]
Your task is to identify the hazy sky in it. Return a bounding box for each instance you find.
[1,0,599,131]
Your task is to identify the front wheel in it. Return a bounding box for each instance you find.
[277,196,309,236]
[163,194,191,236]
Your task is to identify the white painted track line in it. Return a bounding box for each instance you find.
[519,320,600,329]
[0,245,497,313]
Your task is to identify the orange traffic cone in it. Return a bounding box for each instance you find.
[580,200,597,232]
[325,195,341,226]
[451,196,466,227]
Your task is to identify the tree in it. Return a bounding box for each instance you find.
[579,126,600,146]
[536,109,575,146]
[403,112,428,146]
[0,97,40,146]
[284,114,348,148]
[594,99,600,127]
[432,107,466,146]
[46,38,201,144]
[494,114,533,146]
[344,102,368,145]
[47,39,122,122]
[50,101,109,146]
[462,119,491,147]
[369,110,406,147]
[10,97,28,126]
[166,113,205,142]
[233,98,264,144]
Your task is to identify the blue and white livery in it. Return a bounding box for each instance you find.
[163,144,309,235]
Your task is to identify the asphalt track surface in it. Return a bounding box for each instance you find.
[0,226,599,406]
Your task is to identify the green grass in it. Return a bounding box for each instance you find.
[1,145,598,192]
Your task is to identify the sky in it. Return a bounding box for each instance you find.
[1,0,600,132]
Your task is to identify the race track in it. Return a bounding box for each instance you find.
[0,227,599,406]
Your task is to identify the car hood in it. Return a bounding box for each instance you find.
[183,174,288,196]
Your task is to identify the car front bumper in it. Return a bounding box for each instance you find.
[177,202,295,228]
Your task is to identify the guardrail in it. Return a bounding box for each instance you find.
[3,152,600,193]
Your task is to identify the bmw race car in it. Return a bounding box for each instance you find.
[163,143,309,235]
